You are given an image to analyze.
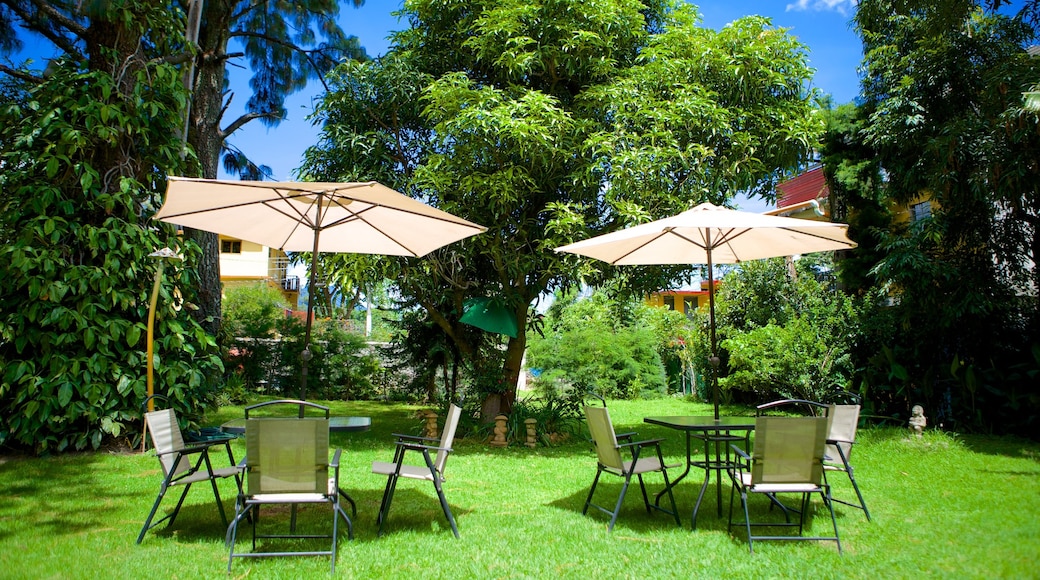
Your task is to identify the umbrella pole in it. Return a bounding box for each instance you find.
[706,242,720,421]
[300,229,321,413]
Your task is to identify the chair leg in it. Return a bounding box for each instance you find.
[741,489,754,554]
[636,473,651,513]
[821,490,843,554]
[608,475,632,532]
[660,468,681,527]
[846,466,871,521]
[582,468,604,516]
[137,483,172,544]
[432,476,460,538]
[338,487,358,519]
[166,482,193,530]
[377,474,399,537]
[207,474,229,528]
[226,503,253,572]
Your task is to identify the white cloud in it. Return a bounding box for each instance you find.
[786,0,857,16]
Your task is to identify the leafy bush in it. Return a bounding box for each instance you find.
[0,59,223,453]
[223,281,291,338]
[527,290,668,399]
[715,255,861,403]
[226,312,383,401]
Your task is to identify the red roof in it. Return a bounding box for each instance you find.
[777,166,828,208]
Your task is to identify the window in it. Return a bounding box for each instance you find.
[683,297,697,320]
[910,201,931,222]
[663,295,675,310]
[220,240,242,254]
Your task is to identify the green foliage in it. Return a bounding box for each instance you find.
[0,52,223,452]
[222,282,291,338]
[837,0,1040,434]
[303,0,824,412]
[714,256,861,403]
[527,290,669,399]
[227,314,382,402]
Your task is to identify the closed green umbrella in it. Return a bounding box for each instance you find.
[460,297,518,338]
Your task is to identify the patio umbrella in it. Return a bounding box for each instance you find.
[154,176,486,402]
[460,297,518,338]
[555,202,856,419]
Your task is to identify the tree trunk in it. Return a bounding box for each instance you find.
[480,304,528,419]
[182,0,234,339]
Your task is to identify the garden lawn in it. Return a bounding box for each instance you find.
[0,397,1038,579]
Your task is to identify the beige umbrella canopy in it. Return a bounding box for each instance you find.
[555,202,857,419]
[155,176,487,401]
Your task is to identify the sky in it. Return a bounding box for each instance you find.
[227,0,866,210]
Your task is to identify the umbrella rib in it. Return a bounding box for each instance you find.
[777,226,857,247]
[608,229,676,265]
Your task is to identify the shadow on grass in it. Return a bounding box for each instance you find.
[0,452,138,543]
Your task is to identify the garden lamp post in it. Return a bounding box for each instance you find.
[146,247,181,412]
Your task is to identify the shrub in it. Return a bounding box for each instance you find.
[528,290,668,399]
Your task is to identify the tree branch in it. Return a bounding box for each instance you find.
[221,110,272,139]
[0,63,44,83]
[1,0,84,59]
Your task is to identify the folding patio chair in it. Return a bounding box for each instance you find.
[137,395,242,544]
[372,403,462,538]
[727,415,841,553]
[821,394,871,521]
[582,402,681,532]
[757,395,871,521]
[226,400,352,573]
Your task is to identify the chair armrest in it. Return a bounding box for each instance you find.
[730,444,750,461]
[615,431,637,442]
[156,445,208,458]
[826,437,855,445]
[618,437,665,449]
[399,442,452,454]
[393,433,440,443]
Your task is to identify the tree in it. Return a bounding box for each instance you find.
[847,0,1040,432]
[303,0,823,416]
[183,0,367,337]
[715,256,861,404]
[0,3,223,452]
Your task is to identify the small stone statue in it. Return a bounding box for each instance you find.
[524,418,538,448]
[909,405,926,437]
[422,410,440,439]
[490,414,508,447]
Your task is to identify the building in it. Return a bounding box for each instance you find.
[218,235,300,307]
[645,279,712,319]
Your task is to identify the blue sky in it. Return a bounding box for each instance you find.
[230,0,864,191]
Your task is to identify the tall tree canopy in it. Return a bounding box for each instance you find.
[0,0,368,451]
[832,0,1040,432]
[302,0,823,415]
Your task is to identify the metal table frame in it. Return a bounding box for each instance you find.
[643,416,755,529]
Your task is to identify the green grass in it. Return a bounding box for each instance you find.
[1,397,1038,579]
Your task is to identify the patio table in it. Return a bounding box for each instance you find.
[220,415,371,435]
[643,415,755,529]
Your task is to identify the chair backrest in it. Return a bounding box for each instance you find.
[435,404,462,475]
[825,404,860,462]
[246,417,329,495]
[584,405,623,471]
[144,408,192,478]
[751,416,828,485]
